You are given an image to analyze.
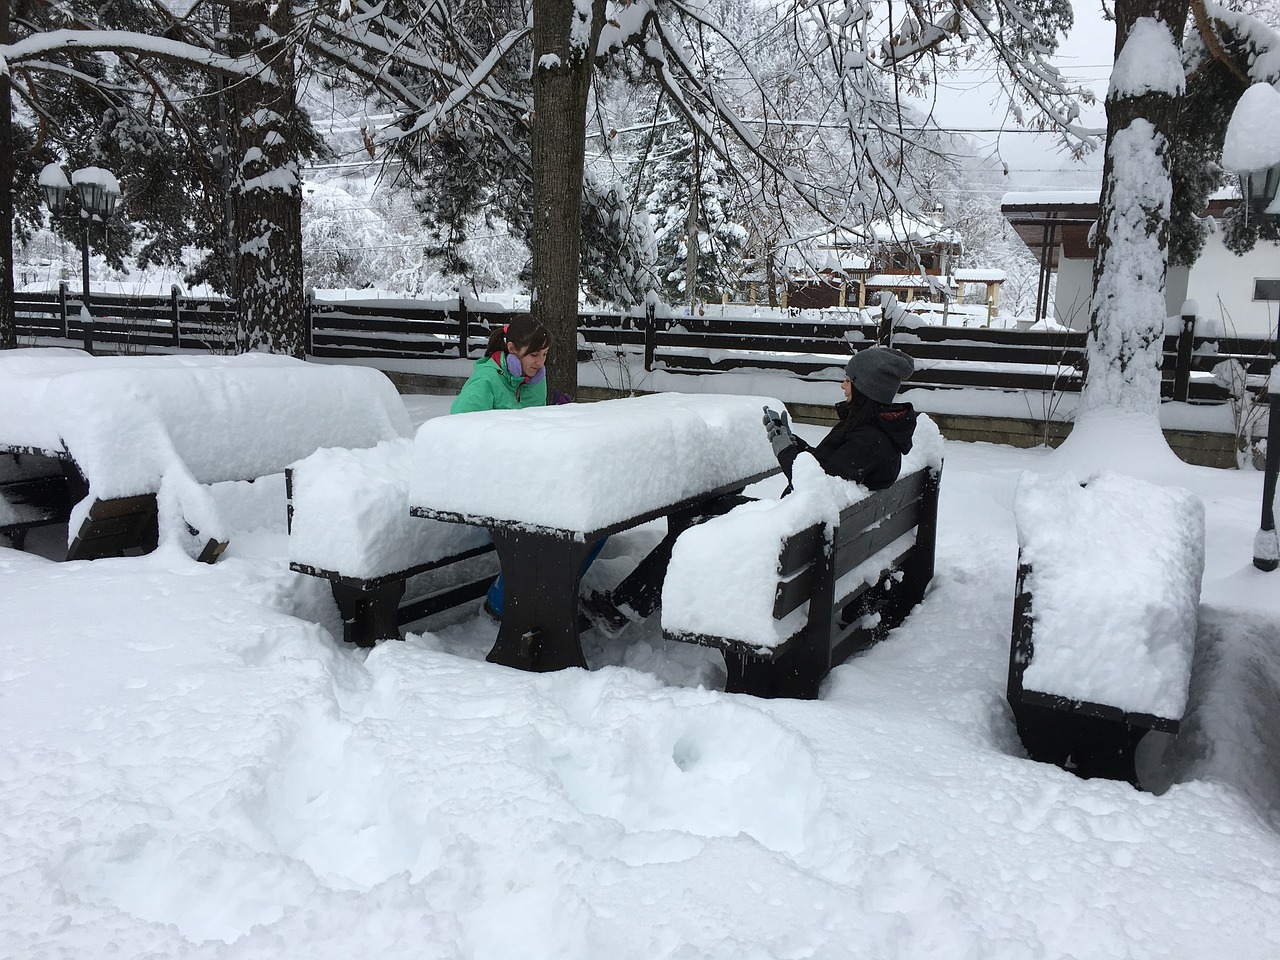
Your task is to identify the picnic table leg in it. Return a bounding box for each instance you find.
[486,529,594,672]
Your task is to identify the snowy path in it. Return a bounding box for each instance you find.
[1,431,1279,958]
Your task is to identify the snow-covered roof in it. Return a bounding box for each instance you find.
[954,268,1007,283]
[864,274,945,288]
[805,216,962,247]
[1001,190,1101,208]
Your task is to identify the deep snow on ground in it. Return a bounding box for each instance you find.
[2,395,1279,959]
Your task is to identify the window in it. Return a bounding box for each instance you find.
[1254,278,1280,301]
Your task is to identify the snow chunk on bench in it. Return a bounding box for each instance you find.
[407,393,780,534]
[289,438,490,581]
[662,414,945,649]
[1014,471,1205,720]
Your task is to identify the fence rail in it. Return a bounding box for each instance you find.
[14,286,236,354]
[12,286,1274,406]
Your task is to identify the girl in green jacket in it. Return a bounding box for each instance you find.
[451,316,607,625]
[450,316,551,413]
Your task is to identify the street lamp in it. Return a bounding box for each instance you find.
[38,162,121,353]
[1223,82,1280,571]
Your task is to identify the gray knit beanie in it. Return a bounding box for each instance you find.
[844,347,914,404]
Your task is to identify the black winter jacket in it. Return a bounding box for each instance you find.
[778,401,918,491]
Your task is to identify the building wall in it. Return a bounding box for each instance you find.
[1185,237,1279,337]
[1053,233,1280,336]
[1053,257,1094,329]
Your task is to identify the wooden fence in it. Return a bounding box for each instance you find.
[14,285,237,354]
[12,286,1275,404]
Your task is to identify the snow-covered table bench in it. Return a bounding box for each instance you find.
[1007,472,1205,788]
[407,393,780,672]
[0,349,409,561]
[286,439,496,647]
[661,418,945,699]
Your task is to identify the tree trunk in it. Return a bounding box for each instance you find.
[530,0,607,400]
[684,136,701,310]
[226,1,306,357]
[1,0,15,350]
[1082,0,1190,419]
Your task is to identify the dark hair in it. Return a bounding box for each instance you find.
[838,385,878,432]
[486,316,551,356]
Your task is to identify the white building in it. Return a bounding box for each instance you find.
[1002,190,1280,337]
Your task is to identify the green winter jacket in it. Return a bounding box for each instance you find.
[450,354,548,413]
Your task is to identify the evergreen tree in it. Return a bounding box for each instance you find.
[640,119,746,305]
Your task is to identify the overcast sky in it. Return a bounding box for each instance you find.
[920,1,1115,194]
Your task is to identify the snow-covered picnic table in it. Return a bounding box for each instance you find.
[0,348,410,557]
[406,393,781,671]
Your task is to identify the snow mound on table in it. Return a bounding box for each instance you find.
[662,414,944,649]
[407,393,780,534]
[0,350,411,545]
[289,438,491,579]
[1015,470,1205,719]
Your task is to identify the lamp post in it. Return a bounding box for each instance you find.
[38,163,121,354]
[1223,83,1280,571]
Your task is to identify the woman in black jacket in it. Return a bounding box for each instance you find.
[764,346,917,491]
[579,346,919,634]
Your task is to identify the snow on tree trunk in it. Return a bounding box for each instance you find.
[0,0,15,350]
[1081,3,1189,422]
[530,0,607,400]
[226,1,306,358]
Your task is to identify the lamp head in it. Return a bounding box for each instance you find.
[1240,163,1280,219]
[71,167,122,220]
[39,163,71,212]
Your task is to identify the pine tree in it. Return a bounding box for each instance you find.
[641,119,746,305]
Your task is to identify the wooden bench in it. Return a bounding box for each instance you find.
[663,464,942,699]
[1006,562,1183,787]
[2,447,226,562]
[287,537,498,648]
[285,443,498,648]
[1004,472,1203,789]
[0,450,74,550]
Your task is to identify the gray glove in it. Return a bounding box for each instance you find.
[762,407,794,457]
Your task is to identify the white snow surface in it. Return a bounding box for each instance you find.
[1223,82,1280,196]
[3,392,1280,957]
[1108,18,1185,100]
[1015,471,1205,719]
[70,165,121,195]
[288,438,490,579]
[408,393,780,534]
[662,415,945,649]
[0,349,411,496]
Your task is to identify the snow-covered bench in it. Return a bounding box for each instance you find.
[0,349,410,561]
[0,453,74,550]
[661,417,945,699]
[1006,472,1205,788]
[287,438,496,647]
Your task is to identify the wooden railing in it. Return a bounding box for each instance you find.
[14,285,236,354]
[12,286,1274,404]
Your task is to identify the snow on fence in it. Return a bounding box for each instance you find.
[11,289,1271,403]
